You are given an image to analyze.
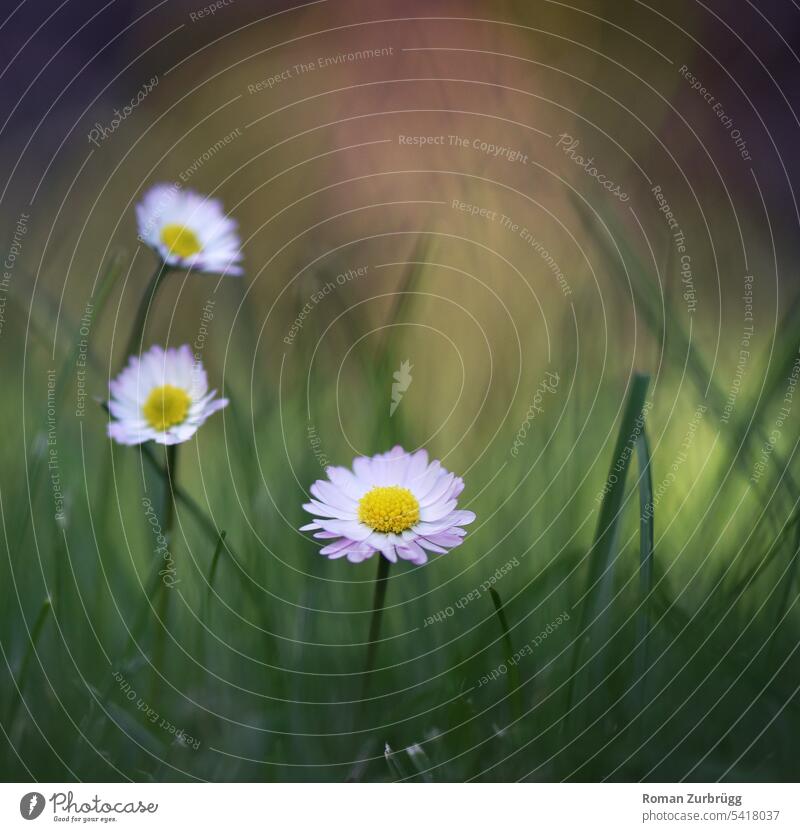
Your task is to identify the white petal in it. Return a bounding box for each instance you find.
[420,499,457,523]
[316,518,373,541]
[310,480,357,510]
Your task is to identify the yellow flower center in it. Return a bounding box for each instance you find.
[142,385,191,432]
[159,223,203,258]
[358,485,420,533]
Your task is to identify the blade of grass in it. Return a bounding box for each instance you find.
[201,530,227,654]
[765,523,800,666]
[13,252,127,556]
[489,587,522,721]
[566,373,650,719]
[205,531,227,603]
[568,192,795,509]
[5,597,52,732]
[634,427,654,734]
[719,502,800,600]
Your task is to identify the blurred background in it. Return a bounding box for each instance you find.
[2,0,800,782]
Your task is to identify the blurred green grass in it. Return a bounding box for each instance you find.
[1,226,799,784]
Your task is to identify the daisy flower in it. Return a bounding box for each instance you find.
[136,184,243,275]
[108,344,228,445]
[301,446,476,564]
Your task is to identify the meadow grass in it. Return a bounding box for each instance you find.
[1,234,799,784]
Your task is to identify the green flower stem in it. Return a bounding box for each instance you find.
[151,442,178,701]
[160,443,178,544]
[361,554,391,697]
[346,556,391,781]
[123,260,171,363]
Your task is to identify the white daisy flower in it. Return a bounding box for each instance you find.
[107,344,228,446]
[136,184,243,275]
[301,445,476,565]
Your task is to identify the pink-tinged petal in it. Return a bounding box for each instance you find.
[420,499,458,523]
[418,472,455,505]
[449,478,465,498]
[437,478,465,504]
[310,480,357,510]
[404,448,429,482]
[378,544,398,563]
[352,456,374,483]
[200,397,228,417]
[410,461,442,497]
[363,531,392,550]
[299,522,321,531]
[427,532,465,548]
[413,519,461,536]
[369,457,390,485]
[315,518,373,541]
[166,423,200,443]
[302,500,356,519]
[372,447,409,485]
[108,399,140,420]
[415,537,449,554]
[320,538,354,556]
[326,466,366,500]
[397,540,428,564]
[346,545,375,563]
[313,531,339,539]
[447,509,476,526]
[107,422,146,445]
[323,547,350,559]
[160,429,196,445]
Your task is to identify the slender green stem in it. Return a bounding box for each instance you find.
[362,555,391,695]
[124,260,171,363]
[161,443,178,543]
[345,556,391,782]
[204,531,227,610]
[634,428,654,742]
[565,373,650,723]
[201,531,227,657]
[151,443,178,700]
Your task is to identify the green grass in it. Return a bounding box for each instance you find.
[1,236,799,784]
